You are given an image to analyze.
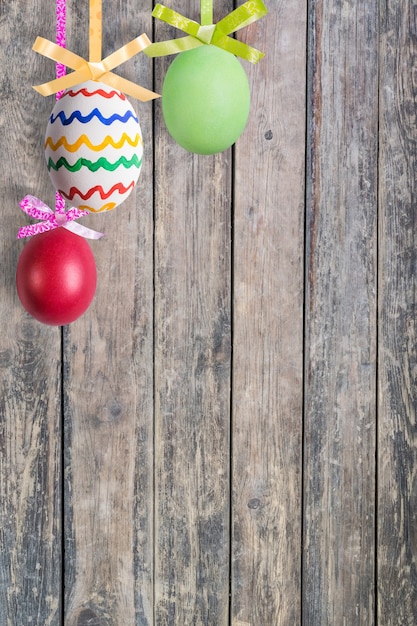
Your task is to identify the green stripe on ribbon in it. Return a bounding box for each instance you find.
[144,0,268,63]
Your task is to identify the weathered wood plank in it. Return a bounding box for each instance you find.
[303,1,378,623]
[378,1,417,622]
[231,3,306,624]
[153,2,233,623]
[0,2,62,625]
[62,1,154,624]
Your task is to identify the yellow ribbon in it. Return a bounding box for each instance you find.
[33,0,160,101]
[144,0,268,64]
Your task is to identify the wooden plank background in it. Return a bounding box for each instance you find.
[1,0,417,624]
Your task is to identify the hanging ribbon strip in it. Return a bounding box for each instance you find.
[55,0,67,99]
[55,0,67,215]
[17,196,104,240]
[144,0,268,63]
[32,0,160,101]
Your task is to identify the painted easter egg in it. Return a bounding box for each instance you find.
[44,80,143,213]
[16,228,97,326]
[161,45,250,155]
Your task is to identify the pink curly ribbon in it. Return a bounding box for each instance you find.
[17,195,104,240]
[55,0,67,214]
[56,0,66,92]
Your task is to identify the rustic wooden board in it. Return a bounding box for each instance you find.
[0,2,64,626]
[378,1,417,623]
[153,2,233,624]
[5,0,417,624]
[231,3,305,625]
[303,0,378,624]
[62,1,154,624]
[0,1,63,625]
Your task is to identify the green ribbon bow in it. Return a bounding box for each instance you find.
[144,0,268,64]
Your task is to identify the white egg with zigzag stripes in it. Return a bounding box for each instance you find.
[44,80,143,213]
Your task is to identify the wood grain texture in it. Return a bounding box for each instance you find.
[62,1,154,624]
[4,1,417,624]
[153,2,233,624]
[0,2,62,625]
[231,2,305,625]
[303,1,378,623]
[378,1,417,622]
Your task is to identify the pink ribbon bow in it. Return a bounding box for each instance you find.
[17,195,104,239]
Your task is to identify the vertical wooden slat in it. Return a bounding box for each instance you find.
[231,4,306,625]
[153,2,233,624]
[0,2,62,625]
[303,0,378,623]
[378,1,417,621]
[63,1,154,624]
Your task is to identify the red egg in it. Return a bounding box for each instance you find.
[16,227,97,325]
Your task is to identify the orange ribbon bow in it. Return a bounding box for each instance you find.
[33,0,160,101]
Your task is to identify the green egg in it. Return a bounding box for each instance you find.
[161,45,250,155]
